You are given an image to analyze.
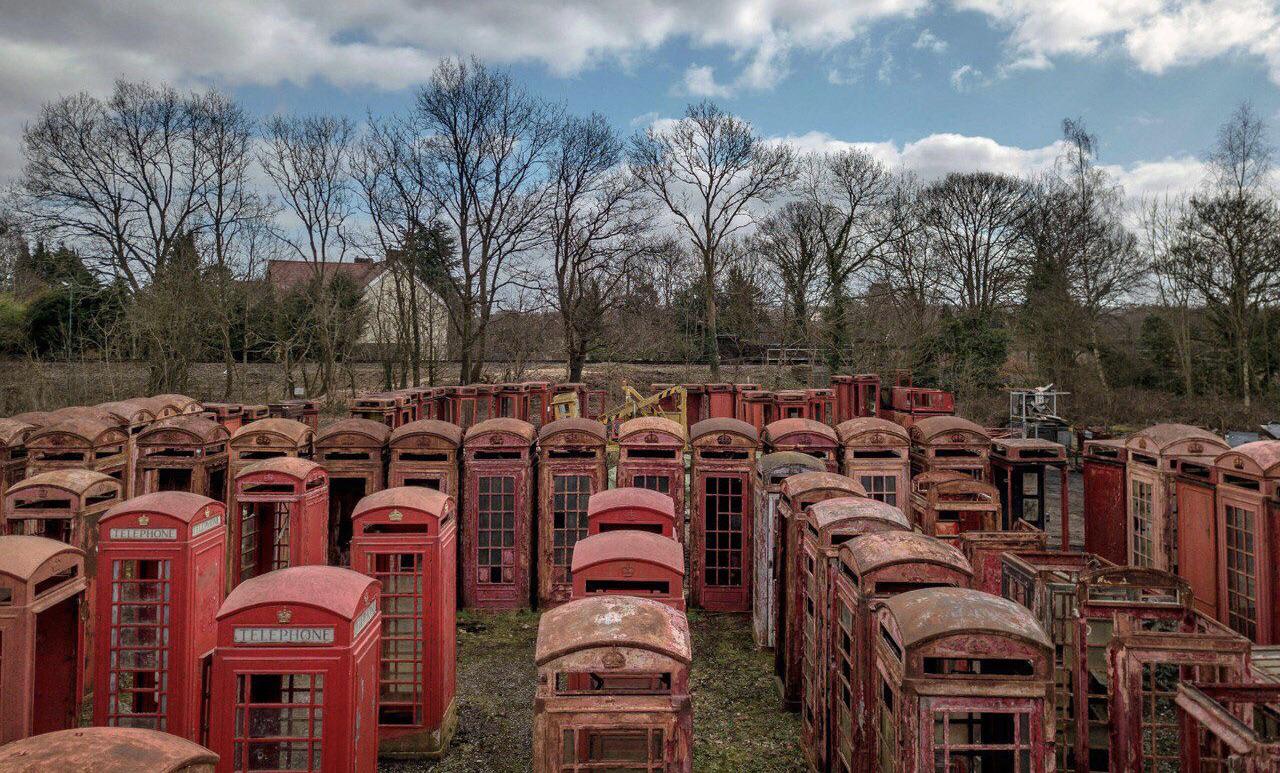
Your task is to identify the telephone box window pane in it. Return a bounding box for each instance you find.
[107,558,172,730]
[371,552,424,726]
[552,475,591,583]
[1130,480,1154,568]
[234,673,324,771]
[859,474,897,507]
[559,727,665,770]
[1224,504,1259,640]
[634,475,670,495]
[1140,662,1181,771]
[931,709,1032,772]
[477,476,516,585]
[704,476,744,588]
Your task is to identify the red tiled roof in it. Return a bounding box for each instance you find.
[265,259,385,292]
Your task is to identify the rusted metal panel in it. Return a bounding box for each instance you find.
[230,457,328,590]
[1212,440,1280,645]
[870,587,1055,773]
[836,417,911,511]
[210,565,382,773]
[774,472,866,708]
[315,418,391,566]
[682,384,707,424]
[536,419,608,607]
[1083,439,1129,566]
[1124,423,1228,572]
[587,487,678,539]
[348,392,404,428]
[752,452,826,649]
[908,415,991,481]
[688,418,759,612]
[1176,682,1280,772]
[134,415,230,501]
[0,536,87,744]
[911,471,1001,548]
[763,418,839,473]
[615,417,686,540]
[737,389,776,434]
[705,383,736,419]
[959,526,1048,595]
[461,418,536,610]
[388,419,463,499]
[570,530,685,610]
[798,498,912,771]
[200,402,244,434]
[350,487,458,758]
[93,493,226,741]
[25,416,131,495]
[533,596,692,773]
[0,726,218,772]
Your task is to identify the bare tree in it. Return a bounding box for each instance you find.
[415,57,559,383]
[1143,196,1197,396]
[754,201,824,347]
[259,114,357,398]
[536,112,653,381]
[629,101,794,378]
[1210,102,1274,198]
[919,172,1031,314]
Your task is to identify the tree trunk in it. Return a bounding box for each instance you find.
[702,257,720,380]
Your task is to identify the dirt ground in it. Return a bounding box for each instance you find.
[381,610,803,772]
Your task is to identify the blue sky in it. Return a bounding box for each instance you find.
[3,1,1279,195]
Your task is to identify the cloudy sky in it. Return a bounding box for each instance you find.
[2,0,1279,198]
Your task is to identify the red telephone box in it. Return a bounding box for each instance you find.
[1173,454,1219,619]
[475,385,499,423]
[134,415,230,501]
[269,399,320,432]
[1125,423,1227,571]
[1212,441,1280,643]
[388,419,463,497]
[315,418,390,566]
[1176,682,1280,773]
[523,381,552,429]
[570,530,685,610]
[94,492,226,740]
[689,417,758,612]
[1083,438,1128,566]
[836,417,910,508]
[831,375,855,424]
[991,437,1071,547]
[851,374,880,418]
[827,532,973,773]
[682,384,707,423]
[908,415,991,480]
[775,472,866,708]
[774,389,809,419]
[453,386,480,429]
[806,388,834,425]
[0,726,218,772]
[705,383,735,418]
[536,418,608,607]
[0,418,33,522]
[738,390,776,434]
[959,527,1048,596]
[240,404,270,422]
[26,416,131,495]
[587,487,677,539]
[870,588,1055,773]
[461,418,536,610]
[201,403,245,434]
[798,498,911,770]
[910,470,1000,546]
[533,596,693,773]
[227,418,314,532]
[762,418,839,472]
[615,417,686,535]
[0,535,87,744]
[230,457,328,588]
[752,452,825,649]
[348,393,401,428]
[350,487,457,758]
[210,565,381,773]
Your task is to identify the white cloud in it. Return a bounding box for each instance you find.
[913,29,949,53]
[949,64,986,91]
[679,65,735,98]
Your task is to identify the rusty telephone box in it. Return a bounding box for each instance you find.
[991,437,1070,547]
[201,403,245,434]
[835,417,910,509]
[959,526,1048,596]
[227,418,314,530]
[806,388,835,426]
[798,498,911,770]
[1211,441,1280,644]
[738,390,776,434]
[26,416,131,495]
[682,384,707,423]
[1083,438,1129,566]
[774,389,809,420]
[209,565,381,773]
[689,417,758,612]
[533,596,693,773]
[774,472,866,708]
[751,452,825,649]
[763,418,839,473]
[908,415,991,481]
[587,487,678,539]
[134,415,230,501]
[910,470,1000,546]
[269,399,320,432]
[0,535,87,744]
[0,418,33,523]
[831,373,881,423]
[315,418,390,566]
[615,417,686,535]
[388,419,463,497]
[350,487,457,758]
[826,532,973,773]
[93,492,226,740]
[536,418,608,607]
[0,726,218,772]
[1170,452,1220,620]
[1175,682,1280,773]
[570,530,686,610]
[348,393,402,428]
[1124,423,1228,571]
[461,418,536,610]
[870,587,1055,773]
[230,457,328,588]
[705,383,735,418]
[148,394,202,419]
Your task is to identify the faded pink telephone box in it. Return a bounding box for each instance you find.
[209,565,381,773]
[570,530,685,611]
[536,418,608,607]
[689,417,758,612]
[134,415,230,501]
[350,487,457,758]
[388,419,463,497]
[0,535,86,744]
[0,726,218,772]
[908,415,991,481]
[93,492,226,741]
[836,417,910,508]
[763,418,839,472]
[461,418,536,610]
[230,457,328,588]
[587,487,677,539]
[315,418,391,566]
[615,417,686,534]
[1211,440,1280,643]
